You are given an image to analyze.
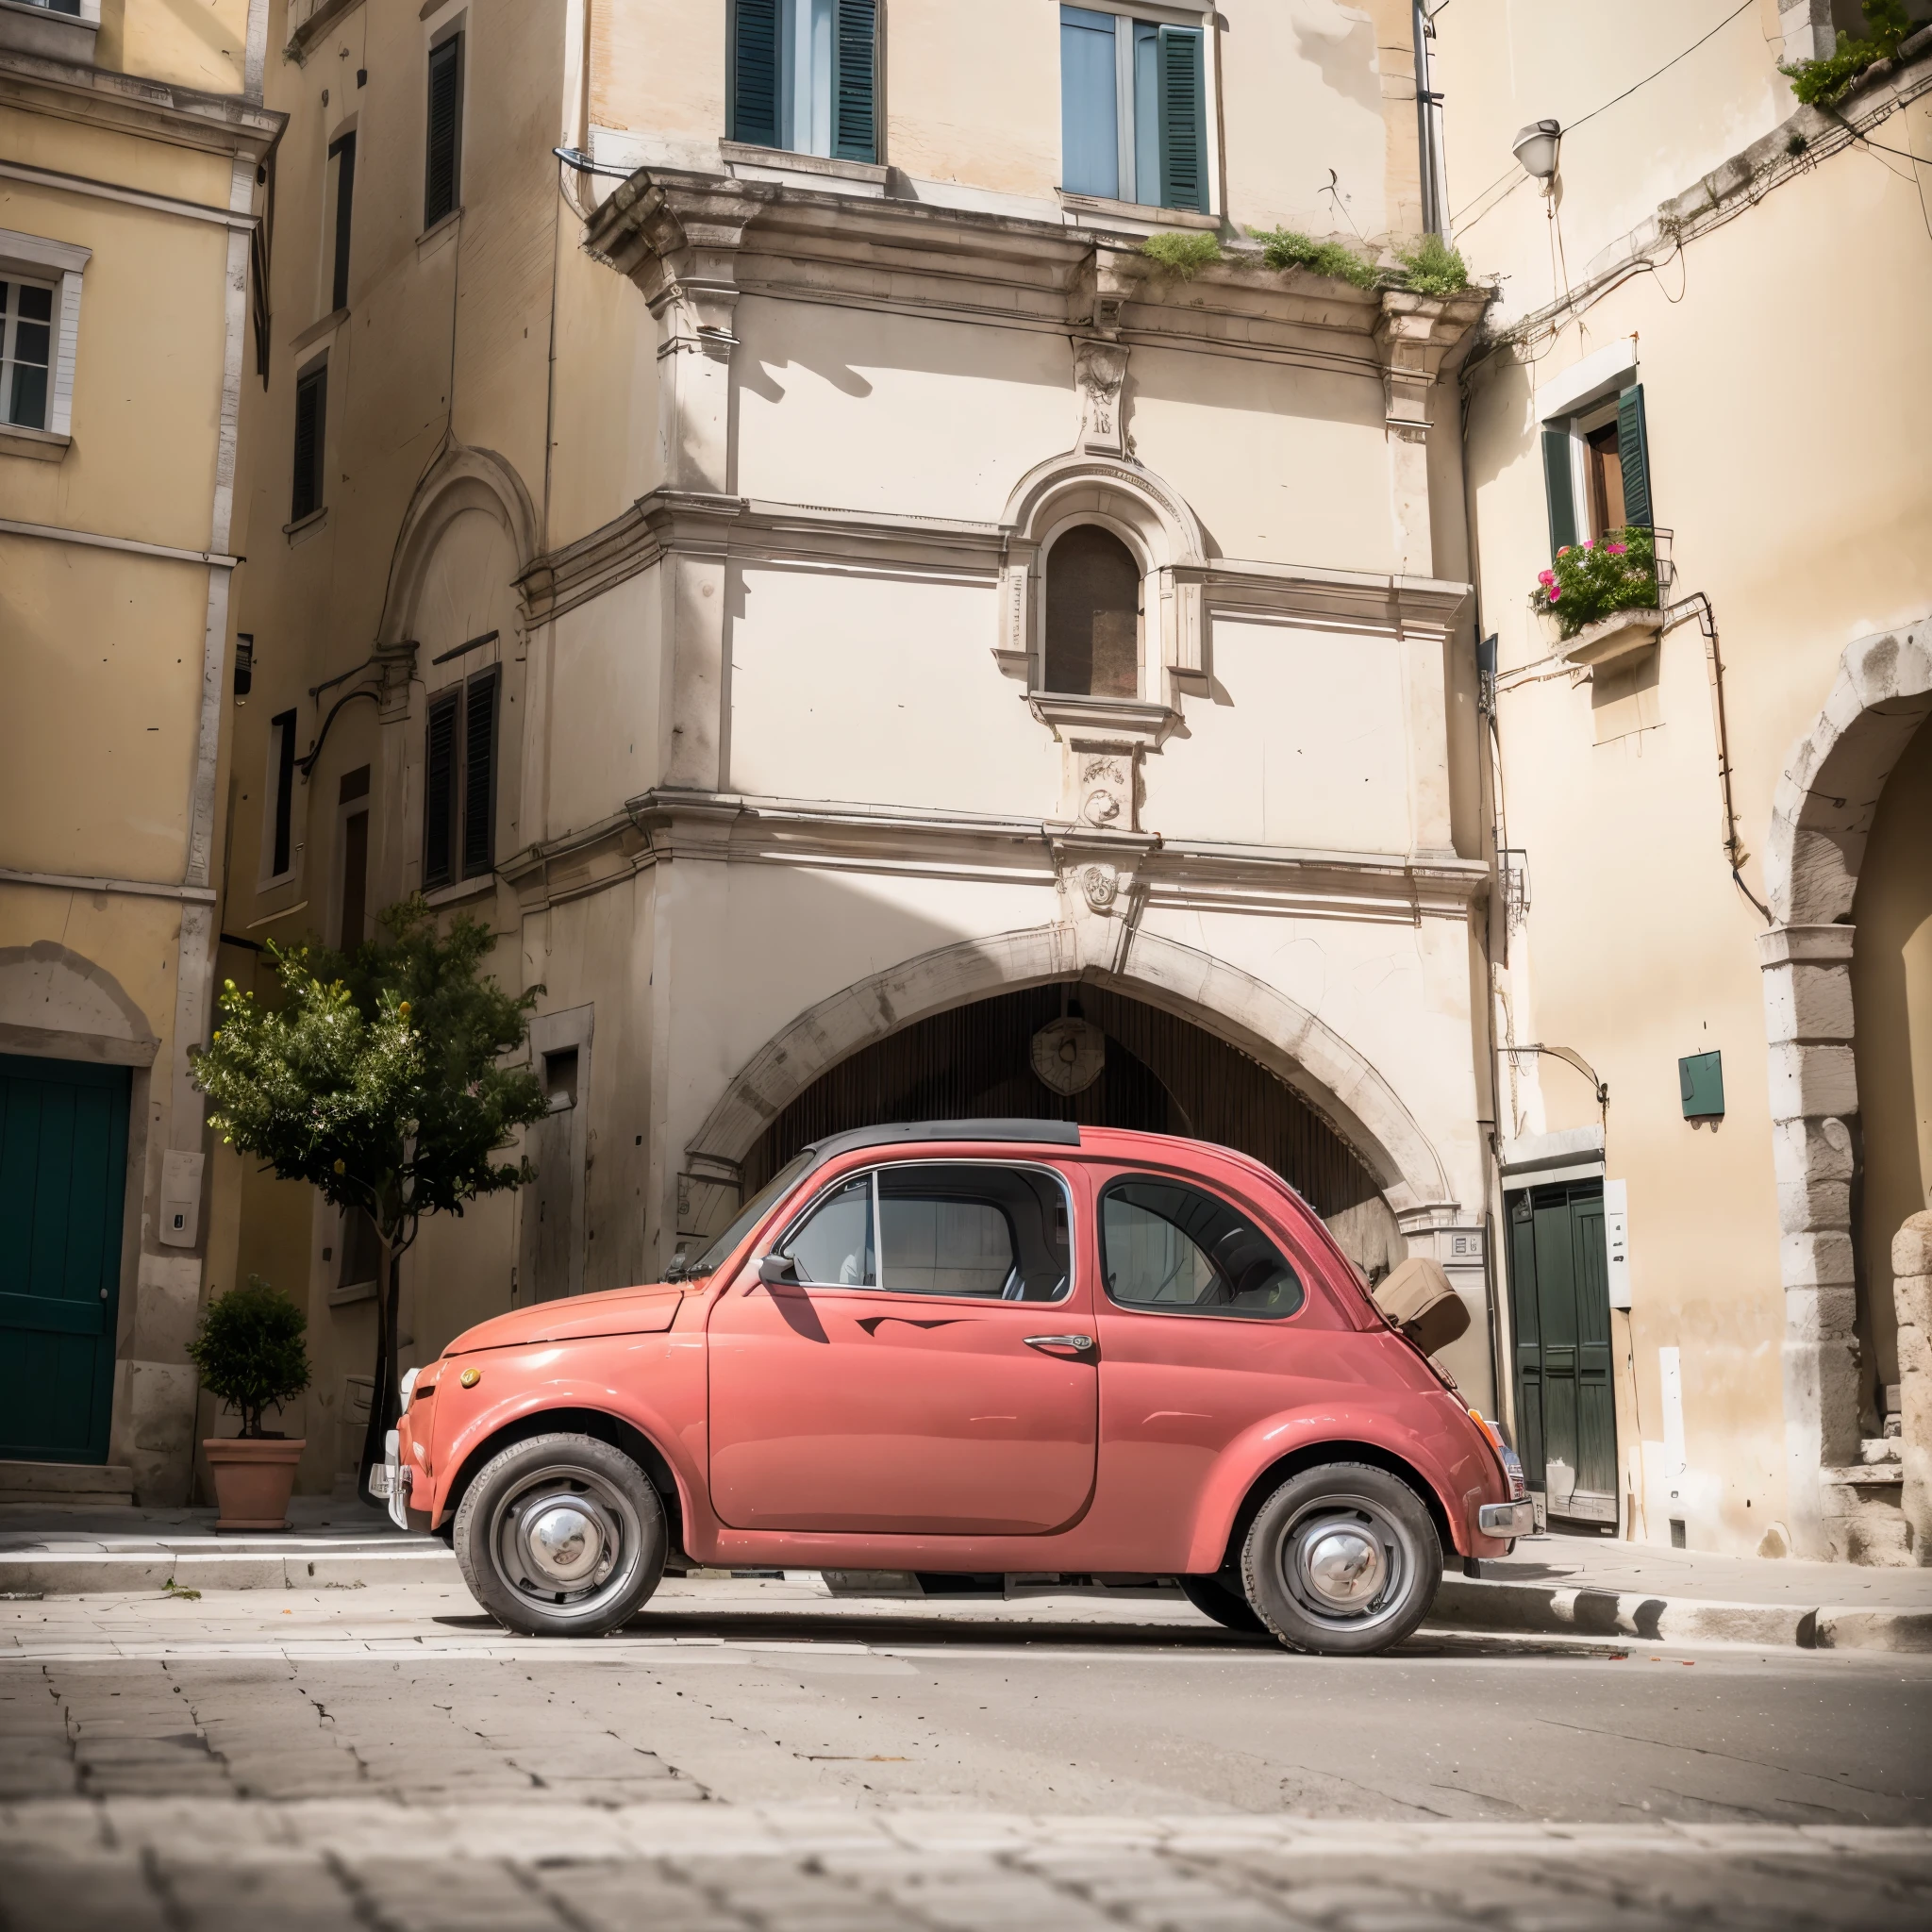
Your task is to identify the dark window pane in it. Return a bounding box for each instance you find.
[17,283,52,324]
[1101,1177,1304,1319]
[1044,524,1141,697]
[8,363,48,431]
[270,708,298,876]
[878,1164,1070,1300]
[329,132,357,313]
[339,808,369,948]
[783,1174,874,1286]
[291,368,325,522]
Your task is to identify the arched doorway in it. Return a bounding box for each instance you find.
[741,982,1404,1280]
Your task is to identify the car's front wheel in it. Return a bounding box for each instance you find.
[454,1433,666,1637]
[1240,1462,1441,1657]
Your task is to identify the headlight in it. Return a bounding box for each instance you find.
[399,1366,421,1413]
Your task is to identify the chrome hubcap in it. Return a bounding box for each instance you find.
[1277,1493,1415,1632]
[488,1463,644,1626]
[1302,1527,1386,1608]
[524,1503,604,1585]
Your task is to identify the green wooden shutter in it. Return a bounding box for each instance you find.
[1156,25,1207,212]
[732,0,779,148]
[423,691,458,891]
[1616,382,1652,529]
[460,667,498,880]
[1541,425,1577,558]
[833,0,877,163]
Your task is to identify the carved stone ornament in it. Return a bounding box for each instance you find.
[1073,337,1131,457]
[1031,1016,1107,1096]
[1078,862,1120,911]
[1073,750,1133,831]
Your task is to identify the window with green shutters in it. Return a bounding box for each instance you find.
[424,31,464,229]
[731,0,877,164]
[1541,383,1654,558]
[1060,7,1209,212]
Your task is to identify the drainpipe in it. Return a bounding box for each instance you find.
[1412,2,1451,238]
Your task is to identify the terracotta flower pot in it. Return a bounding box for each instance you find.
[204,1438,306,1532]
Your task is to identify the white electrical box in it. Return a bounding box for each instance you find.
[158,1149,205,1248]
[1604,1177,1631,1308]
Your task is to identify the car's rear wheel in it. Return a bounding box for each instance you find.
[1240,1462,1441,1657]
[1176,1572,1270,1635]
[454,1433,666,1637]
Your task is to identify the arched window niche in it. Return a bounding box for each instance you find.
[995,453,1208,720]
[1043,523,1143,699]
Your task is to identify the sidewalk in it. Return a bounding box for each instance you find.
[3,1505,1928,1650]
[1434,1528,1932,1652]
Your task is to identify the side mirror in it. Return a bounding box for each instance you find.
[757,1253,800,1287]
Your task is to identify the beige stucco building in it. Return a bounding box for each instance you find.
[1436,0,1932,1561]
[0,2,280,1503]
[206,0,1508,1506]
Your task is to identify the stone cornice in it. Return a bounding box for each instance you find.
[496,787,1486,924]
[520,489,1472,636]
[0,46,284,159]
[580,166,1488,378]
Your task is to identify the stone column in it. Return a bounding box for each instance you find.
[1760,922,1862,1558]
[1895,1210,1932,1562]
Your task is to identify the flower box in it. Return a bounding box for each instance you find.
[1558,606,1664,672]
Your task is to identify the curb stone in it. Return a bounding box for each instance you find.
[0,1547,456,1595]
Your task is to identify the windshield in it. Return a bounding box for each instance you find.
[674,1150,815,1279]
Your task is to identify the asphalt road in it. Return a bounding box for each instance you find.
[3,1577,1929,1929]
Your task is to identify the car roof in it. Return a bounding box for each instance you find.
[804,1119,1081,1167]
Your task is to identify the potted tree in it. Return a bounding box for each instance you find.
[190,1276,312,1531]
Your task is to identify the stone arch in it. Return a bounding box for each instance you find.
[0,941,159,1067]
[685,921,1452,1224]
[1758,620,1932,1560]
[377,441,539,649]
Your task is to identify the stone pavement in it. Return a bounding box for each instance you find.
[4,1576,1931,1928]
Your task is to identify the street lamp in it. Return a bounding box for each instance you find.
[1511,119,1561,182]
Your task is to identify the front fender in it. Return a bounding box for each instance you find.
[1182,1393,1498,1572]
[414,1333,705,1534]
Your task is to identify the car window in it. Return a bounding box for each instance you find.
[680,1148,814,1278]
[781,1174,875,1286]
[777,1163,1072,1300]
[1100,1175,1305,1319]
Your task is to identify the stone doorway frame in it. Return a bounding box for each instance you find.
[1760,622,1931,1557]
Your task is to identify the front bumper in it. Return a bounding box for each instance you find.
[369,1427,411,1530]
[1477,1499,1537,1538]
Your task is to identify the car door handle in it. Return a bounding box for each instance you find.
[1024,1334,1094,1353]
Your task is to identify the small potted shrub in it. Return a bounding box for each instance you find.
[189,1276,311,1531]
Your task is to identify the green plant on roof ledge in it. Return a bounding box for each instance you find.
[1530,527,1659,641]
[1247,228,1473,297]
[1391,232,1472,297]
[1779,0,1912,105]
[1139,231,1224,278]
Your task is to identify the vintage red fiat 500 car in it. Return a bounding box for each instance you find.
[383,1122,1532,1656]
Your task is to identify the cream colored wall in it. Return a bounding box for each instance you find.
[1457,44,1932,1550]
[97,0,255,95]
[1434,1,1790,330]
[1852,714,1932,1397]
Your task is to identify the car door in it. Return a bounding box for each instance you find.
[1091,1167,1344,1531]
[707,1158,1098,1534]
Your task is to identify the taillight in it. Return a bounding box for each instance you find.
[1467,1407,1503,1450]
[1469,1407,1528,1500]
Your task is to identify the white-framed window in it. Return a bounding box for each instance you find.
[1059,4,1209,211]
[728,0,878,162]
[0,227,88,442]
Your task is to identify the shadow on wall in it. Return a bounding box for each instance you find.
[1289,0,1385,118]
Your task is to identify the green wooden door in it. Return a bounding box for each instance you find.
[1507,1179,1616,1524]
[0,1055,129,1464]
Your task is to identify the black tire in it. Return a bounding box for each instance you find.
[454,1432,667,1637]
[1240,1462,1441,1657]
[1176,1572,1270,1635]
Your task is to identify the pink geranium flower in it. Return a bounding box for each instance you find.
[1580,537,1593,549]
[1605,541,1627,555]
[1538,569,1556,585]
[1547,587,1561,602]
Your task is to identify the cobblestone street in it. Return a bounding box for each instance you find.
[3,1579,1929,1928]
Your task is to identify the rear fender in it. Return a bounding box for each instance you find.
[1183,1407,1483,1573]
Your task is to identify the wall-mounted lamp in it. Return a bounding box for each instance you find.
[1512,119,1562,182]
